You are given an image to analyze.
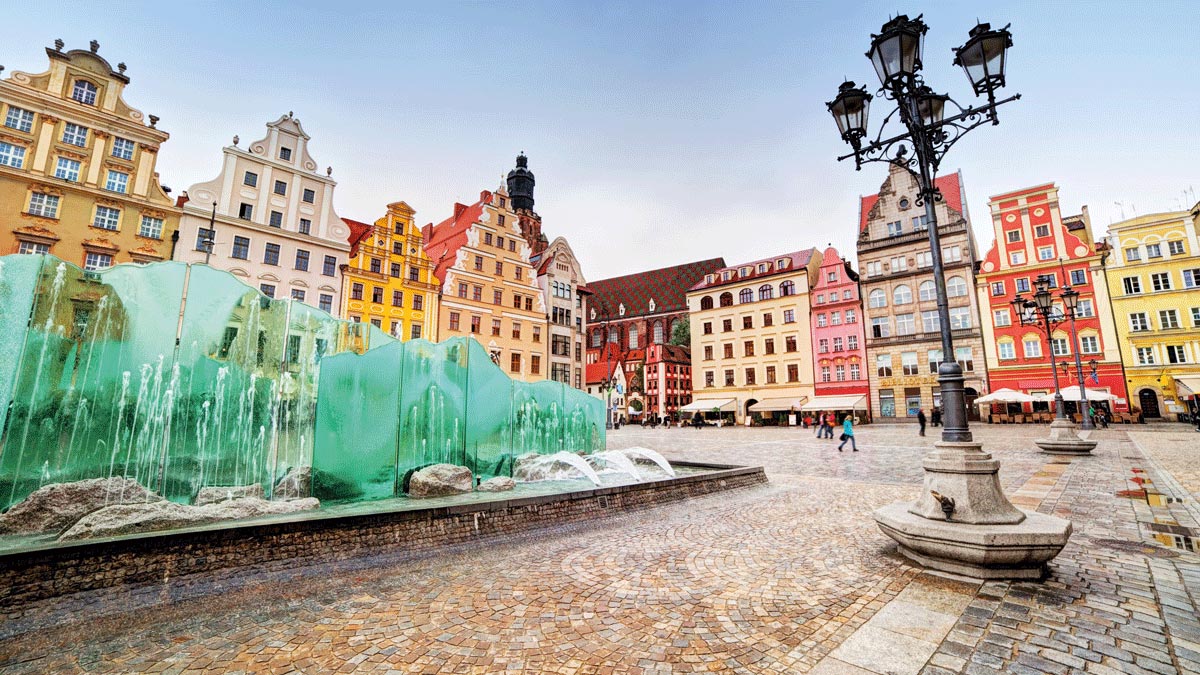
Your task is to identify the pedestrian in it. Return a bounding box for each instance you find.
[814,411,824,436]
[803,414,812,429]
[826,412,837,439]
[917,409,927,437]
[838,414,857,452]
[931,407,941,427]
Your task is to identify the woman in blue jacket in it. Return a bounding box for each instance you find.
[837,415,857,452]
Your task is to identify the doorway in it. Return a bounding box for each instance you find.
[1138,389,1161,419]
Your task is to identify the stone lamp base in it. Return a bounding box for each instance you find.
[874,441,1073,580]
[1034,419,1098,454]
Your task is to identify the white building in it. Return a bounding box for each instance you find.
[533,236,589,390]
[175,113,350,314]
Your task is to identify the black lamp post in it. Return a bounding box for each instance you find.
[600,306,614,430]
[1012,276,1067,420]
[1058,285,1094,429]
[827,15,1017,445]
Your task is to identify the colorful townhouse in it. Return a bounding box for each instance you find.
[422,179,549,382]
[808,245,870,417]
[685,249,822,424]
[1,40,180,266]
[340,201,440,339]
[643,342,693,422]
[1102,204,1200,420]
[858,164,988,420]
[975,183,1128,413]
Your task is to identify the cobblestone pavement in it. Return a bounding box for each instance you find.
[2,424,1198,674]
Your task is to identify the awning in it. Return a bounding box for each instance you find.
[800,394,867,412]
[1057,386,1118,402]
[749,396,809,412]
[1175,376,1200,398]
[974,388,1038,405]
[679,398,737,413]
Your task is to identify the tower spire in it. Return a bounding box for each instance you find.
[506,152,535,213]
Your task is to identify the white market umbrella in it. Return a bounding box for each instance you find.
[974,388,1038,405]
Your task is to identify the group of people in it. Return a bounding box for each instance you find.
[915,407,943,436]
[805,411,856,451]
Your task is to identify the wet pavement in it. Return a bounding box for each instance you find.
[2,423,1198,674]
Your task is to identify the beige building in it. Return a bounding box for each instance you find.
[686,249,821,423]
[858,165,987,420]
[175,113,351,314]
[0,40,180,266]
[534,236,589,390]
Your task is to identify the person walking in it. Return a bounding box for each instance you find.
[814,411,824,436]
[931,407,941,427]
[837,415,857,452]
[822,412,834,439]
[917,409,927,437]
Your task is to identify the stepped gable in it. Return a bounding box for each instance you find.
[589,258,726,317]
[859,171,964,233]
[423,193,489,286]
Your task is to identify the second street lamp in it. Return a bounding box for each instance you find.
[1059,286,1095,430]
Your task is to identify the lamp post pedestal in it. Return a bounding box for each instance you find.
[1034,418,1097,454]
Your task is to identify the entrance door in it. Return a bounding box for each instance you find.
[1139,389,1161,418]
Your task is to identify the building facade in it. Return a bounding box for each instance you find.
[1,40,180,266]
[1101,205,1200,419]
[858,165,987,420]
[687,249,822,423]
[585,342,627,421]
[175,113,350,313]
[423,184,548,382]
[340,202,440,339]
[810,246,870,405]
[643,343,692,421]
[976,183,1128,413]
[534,236,589,390]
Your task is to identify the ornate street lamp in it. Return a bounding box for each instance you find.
[830,16,1070,580]
[1059,285,1095,430]
[1011,276,1066,421]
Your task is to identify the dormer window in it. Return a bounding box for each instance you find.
[758,263,769,274]
[778,258,789,268]
[279,147,292,161]
[71,80,98,106]
[739,267,750,278]
[705,274,714,284]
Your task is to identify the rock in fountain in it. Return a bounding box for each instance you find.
[273,466,313,500]
[477,476,516,492]
[408,464,473,498]
[0,477,163,535]
[58,496,320,541]
[195,483,265,505]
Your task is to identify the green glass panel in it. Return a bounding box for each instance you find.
[0,254,43,455]
[566,384,606,453]
[397,338,468,480]
[511,379,568,456]
[464,339,513,479]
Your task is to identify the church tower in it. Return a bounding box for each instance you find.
[506,153,536,212]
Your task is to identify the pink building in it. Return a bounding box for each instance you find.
[809,246,871,416]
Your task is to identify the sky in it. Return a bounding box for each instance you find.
[7,1,1198,280]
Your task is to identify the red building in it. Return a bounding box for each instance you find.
[809,246,870,408]
[976,183,1129,412]
[643,343,693,421]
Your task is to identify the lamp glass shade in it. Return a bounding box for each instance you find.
[867,15,927,86]
[1061,287,1080,311]
[827,82,872,140]
[916,88,950,126]
[1034,288,1053,311]
[1034,275,1051,293]
[1009,296,1026,319]
[953,23,1012,96]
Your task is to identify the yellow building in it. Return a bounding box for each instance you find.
[686,249,822,423]
[0,40,179,265]
[340,201,440,340]
[1102,204,1200,420]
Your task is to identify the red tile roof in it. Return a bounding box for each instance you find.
[585,360,621,385]
[344,218,374,257]
[859,171,964,232]
[588,257,726,318]
[423,192,490,286]
[689,249,817,291]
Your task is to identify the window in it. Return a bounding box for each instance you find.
[878,389,895,417]
[1160,309,1180,330]
[762,312,774,327]
[288,289,305,304]
[279,147,292,161]
[893,284,912,305]
[93,205,120,231]
[1070,269,1087,286]
[1151,272,1172,292]
[785,336,797,352]
[786,364,799,382]
[458,283,469,299]
[896,313,915,335]
[1183,269,1200,289]
[393,290,405,307]
[942,246,963,263]
[871,317,890,338]
[900,351,918,376]
[448,312,461,331]
[848,335,858,349]
[194,227,214,251]
[1051,337,1069,356]
[739,288,753,304]
[724,369,735,386]
[105,168,131,192]
[1023,338,1042,358]
[912,214,929,231]
[263,243,280,265]
[257,283,275,299]
[998,342,1016,360]
[511,321,521,339]
[993,309,1011,327]
[758,284,773,301]
[866,261,883,277]
[1123,277,1142,294]
[886,220,903,237]
[273,180,287,196]
[411,324,422,340]
[868,289,887,308]
[55,157,81,181]
[928,349,944,374]
[1015,277,1030,293]
[949,307,972,330]
[783,309,795,323]
[764,338,775,354]
[922,310,941,333]
[955,347,974,371]
[1136,347,1155,365]
[703,345,713,360]
[28,192,60,218]
[4,106,34,132]
[723,343,734,359]
[744,368,756,385]
[1010,251,1026,265]
[1079,335,1099,354]
[947,276,967,297]
[704,371,715,388]
[850,363,861,380]
[816,314,827,328]
[412,295,423,311]
[62,123,88,146]
[530,355,541,375]
[722,319,732,332]
[742,316,754,330]
[1038,246,1055,261]
[241,171,259,188]
[470,316,481,334]
[472,285,483,302]
[780,280,795,296]
[0,141,26,168]
[1168,240,1185,255]
[915,251,932,269]
[876,354,892,377]
[83,252,112,270]
[232,236,250,259]
[1167,345,1187,364]
[239,203,254,220]
[322,255,337,277]
[846,309,857,324]
[1125,248,1141,262]
[1130,312,1150,331]
[1034,224,1050,238]
[818,339,829,354]
[990,281,1006,296]
[830,312,841,326]
[1006,230,1022,243]
[890,256,908,272]
[833,337,843,352]
[766,366,777,384]
[702,321,713,335]
[302,188,316,204]
[138,215,163,239]
[820,366,831,382]
[1076,299,1094,318]
[1146,243,1162,258]
[409,266,419,281]
[17,241,49,254]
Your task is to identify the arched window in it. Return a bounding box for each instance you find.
[779,280,795,297]
[719,292,733,307]
[628,323,639,349]
[947,275,968,297]
[758,284,773,301]
[591,329,602,347]
[893,284,913,305]
[868,289,887,308]
[71,80,98,106]
[653,321,664,344]
[918,280,937,302]
[607,326,618,343]
[700,295,714,310]
[739,288,753,304]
